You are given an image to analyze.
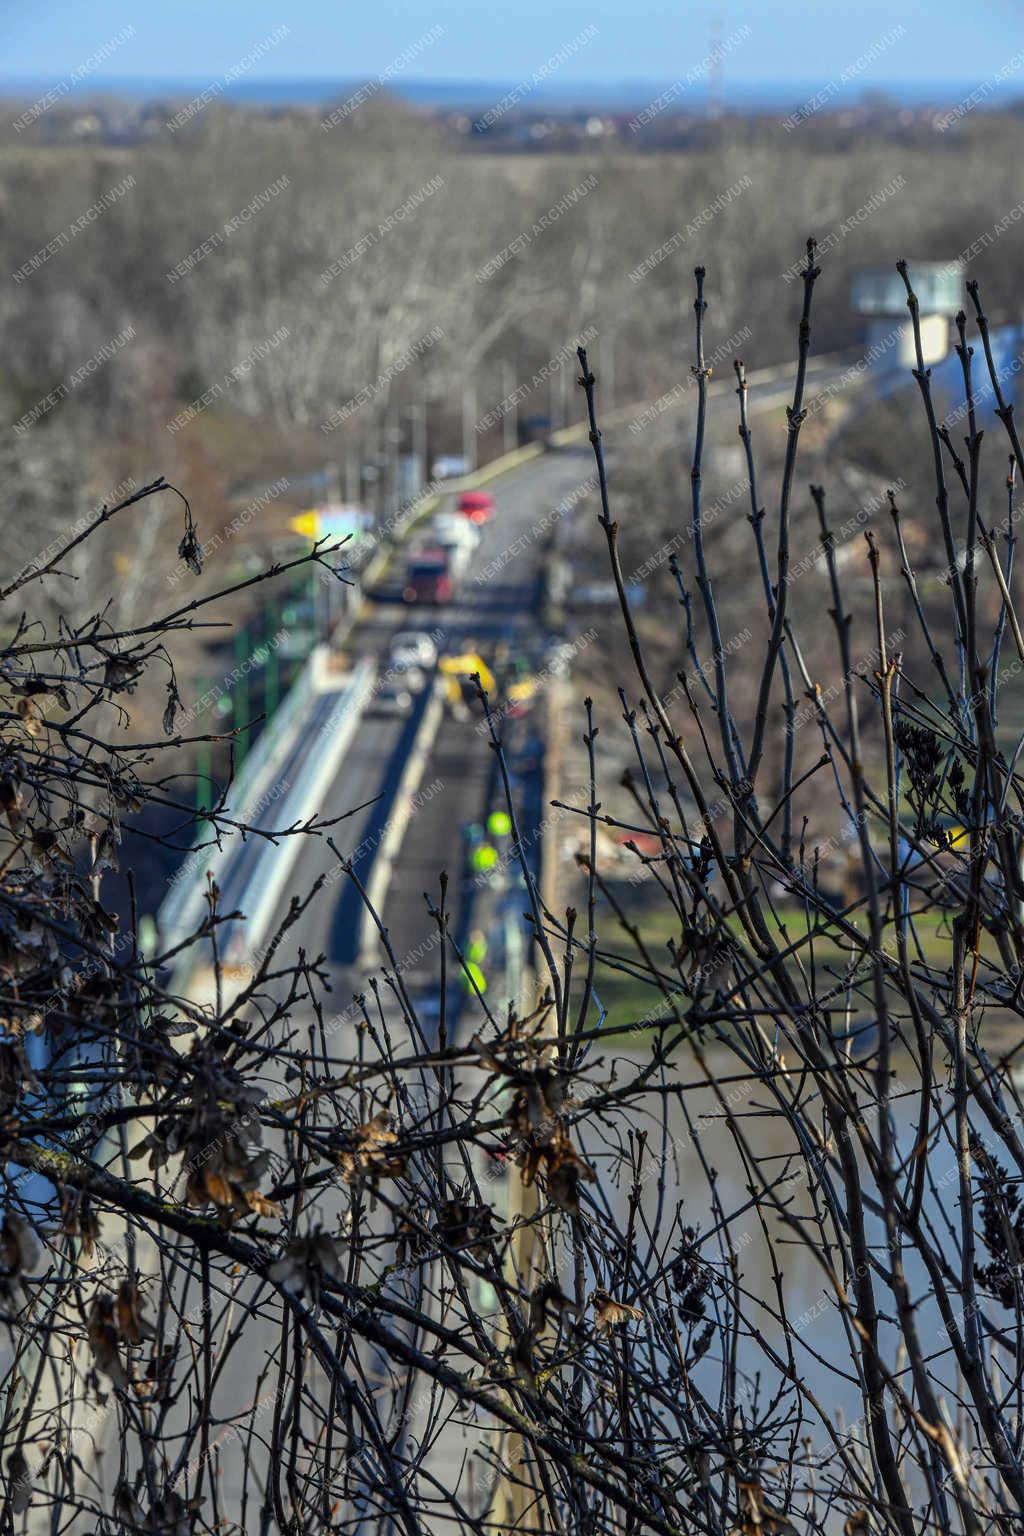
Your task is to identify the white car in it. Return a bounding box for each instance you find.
[390,631,437,671]
[431,455,468,481]
[432,513,479,551]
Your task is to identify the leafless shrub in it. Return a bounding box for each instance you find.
[4,244,1024,1536]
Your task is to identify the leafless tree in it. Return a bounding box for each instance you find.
[4,245,1024,1536]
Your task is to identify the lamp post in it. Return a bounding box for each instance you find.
[265,600,280,717]
[462,381,477,472]
[232,630,249,769]
[502,359,518,453]
[196,675,212,815]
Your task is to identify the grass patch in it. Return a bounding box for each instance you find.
[583,896,987,1038]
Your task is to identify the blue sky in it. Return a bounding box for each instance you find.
[2,0,1021,91]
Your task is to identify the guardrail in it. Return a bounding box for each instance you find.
[357,674,447,969]
[241,654,377,961]
[157,643,324,951]
[157,652,375,979]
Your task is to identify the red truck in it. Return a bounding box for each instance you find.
[402,547,453,604]
[457,490,495,524]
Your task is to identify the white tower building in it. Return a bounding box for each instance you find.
[850,261,964,369]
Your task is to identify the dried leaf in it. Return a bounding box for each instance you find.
[178,508,203,575]
[162,676,181,737]
[244,1189,283,1219]
[197,1170,234,1209]
[136,1344,176,1402]
[114,1480,146,1527]
[0,1211,39,1289]
[91,824,120,876]
[29,826,61,862]
[590,1286,644,1332]
[0,772,23,830]
[16,696,42,738]
[435,1195,496,1259]
[87,1295,129,1387]
[6,1449,31,1514]
[268,1231,346,1296]
[734,1481,799,1536]
[690,1320,714,1364]
[520,1126,596,1214]
[153,1484,204,1534]
[103,654,144,693]
[529,1279,578,1334]
[61,1190,101,1259]
[116,1279,156,1344]
[338,1111,406,1186]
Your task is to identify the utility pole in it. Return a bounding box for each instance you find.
[319,462,342,636]
[232,630,249,768]
[411,399,428,493]
[501,360,518,454]
[345,454,359,505]
[265,599,280,717]
[494,674,570,1531]
[552,361,570,431]
[196,677,212,814]
[462,381,477,473]
[369,415,385,526]
[602,332,615,411]
[385,402,400,522]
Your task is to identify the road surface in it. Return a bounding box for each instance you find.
[261,443,597,1016]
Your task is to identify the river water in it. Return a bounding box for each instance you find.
[561,1038,1016,1521]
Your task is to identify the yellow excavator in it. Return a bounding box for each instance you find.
[438,651,496,711]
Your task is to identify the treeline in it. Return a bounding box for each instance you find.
[2,97,1024,626]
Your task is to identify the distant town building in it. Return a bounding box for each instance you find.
[851,260,964,368]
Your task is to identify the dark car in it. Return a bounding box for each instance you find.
[403,548,453,604]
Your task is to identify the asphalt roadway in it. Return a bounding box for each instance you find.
[261,442,599,1016]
